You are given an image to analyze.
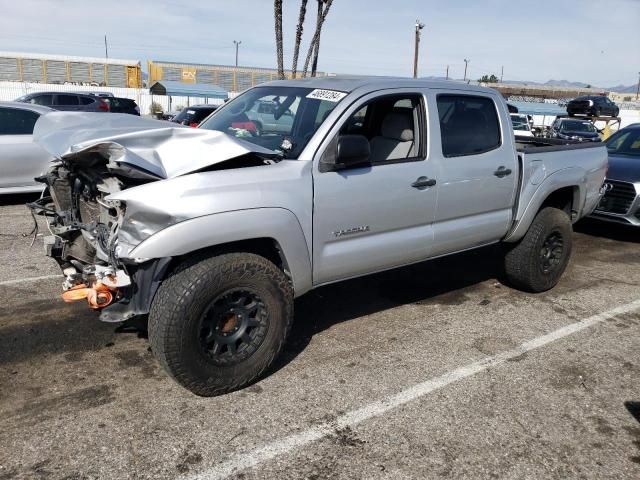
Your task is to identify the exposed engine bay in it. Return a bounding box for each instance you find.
[29,159,135,311]
[28,111,282,322]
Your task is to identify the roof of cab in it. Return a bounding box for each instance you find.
[260,75,497,95]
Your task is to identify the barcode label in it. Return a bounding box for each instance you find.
[306,89,347,102]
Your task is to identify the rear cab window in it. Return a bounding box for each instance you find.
[436,94,501,157]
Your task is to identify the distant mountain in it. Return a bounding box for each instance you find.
[419,75,636,93]
[543,79,590,88]
[606,84,636,93]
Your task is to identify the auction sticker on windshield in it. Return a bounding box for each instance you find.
[306,89,347,102]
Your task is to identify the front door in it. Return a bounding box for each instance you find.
[312,90,437,285]
[428,91,518,256]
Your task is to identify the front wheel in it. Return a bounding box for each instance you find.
[149,253,293,396]
[503,207,573,293]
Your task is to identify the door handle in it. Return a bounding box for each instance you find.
[493,166,512,178]
[411,176,437,190]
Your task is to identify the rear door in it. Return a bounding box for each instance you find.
[0,107,49,189]
[312,89,437,285]
[428,90,518,256]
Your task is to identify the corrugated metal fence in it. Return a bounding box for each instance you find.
[0,81,224,115]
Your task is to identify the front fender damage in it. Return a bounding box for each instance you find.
[28,112,282,322]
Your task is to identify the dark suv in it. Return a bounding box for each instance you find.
[15,92,110,112]
[103,97,140,115]
[171,105,218,127]
[566,95,619,118]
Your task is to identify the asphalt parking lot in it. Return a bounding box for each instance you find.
[0,193,639,480]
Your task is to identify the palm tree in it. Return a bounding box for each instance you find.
[302,0,333,77]
[274,0,285,79]
[291,0,308,79]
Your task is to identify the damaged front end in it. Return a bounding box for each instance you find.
[28,112,281,322]
[29,157,171,322]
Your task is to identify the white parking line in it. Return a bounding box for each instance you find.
[0,274,61,286]
[187,299,640,480]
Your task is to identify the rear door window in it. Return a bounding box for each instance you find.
[436,94,501,157]
[30,94,53,106]
[55,95,80,106]
[0,107,40,135]
[79,96,95,105]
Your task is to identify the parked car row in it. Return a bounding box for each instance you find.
[14,91,140,115]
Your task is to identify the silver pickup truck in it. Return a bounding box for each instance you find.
[30,77,607,396]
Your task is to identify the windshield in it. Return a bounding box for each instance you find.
[199,86,346,158]
[606,129,640,156]
[560,120,596,133]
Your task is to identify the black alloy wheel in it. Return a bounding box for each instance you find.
[539,231,564,275]
[199,288,269,366]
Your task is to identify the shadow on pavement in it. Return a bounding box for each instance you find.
[625,401,640,423]
[575,218,639,243]
[272,245,503,374]
[0,245,503,375]
[0,192,41,208]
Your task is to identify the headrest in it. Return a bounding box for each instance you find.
[381,112,414,141]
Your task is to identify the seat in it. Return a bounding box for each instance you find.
[369,111,415,162]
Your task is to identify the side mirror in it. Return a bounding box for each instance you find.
[320,135,371,172]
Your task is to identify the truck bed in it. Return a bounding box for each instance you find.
[515,136,604,153]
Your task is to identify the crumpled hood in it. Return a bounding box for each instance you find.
[33,111,279,179]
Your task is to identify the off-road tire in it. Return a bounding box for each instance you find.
[148,253,293,396]
[503,207,573,293]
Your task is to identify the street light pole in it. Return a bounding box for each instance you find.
[463,59,470,82]
[233,40,242,67]
[413,20,425,79]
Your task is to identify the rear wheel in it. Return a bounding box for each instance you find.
[149,253,293,396]
[503,207,573,293]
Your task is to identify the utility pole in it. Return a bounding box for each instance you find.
[500,65,504,83]
[446,65,449,80]
[104,35,108,59]
[413,20,425,79]
[463,59,470,81]
[233,40,242,67]
[636,71,640,100]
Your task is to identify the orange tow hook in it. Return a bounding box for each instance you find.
[62,281,117,310]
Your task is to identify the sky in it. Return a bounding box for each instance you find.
[0,0,638,87]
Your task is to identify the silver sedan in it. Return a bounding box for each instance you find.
[0,101,54,194]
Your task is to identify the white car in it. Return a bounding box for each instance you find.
[511,113,534,137]
[0,101,54,194]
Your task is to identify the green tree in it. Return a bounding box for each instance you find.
[478,74,499,83]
